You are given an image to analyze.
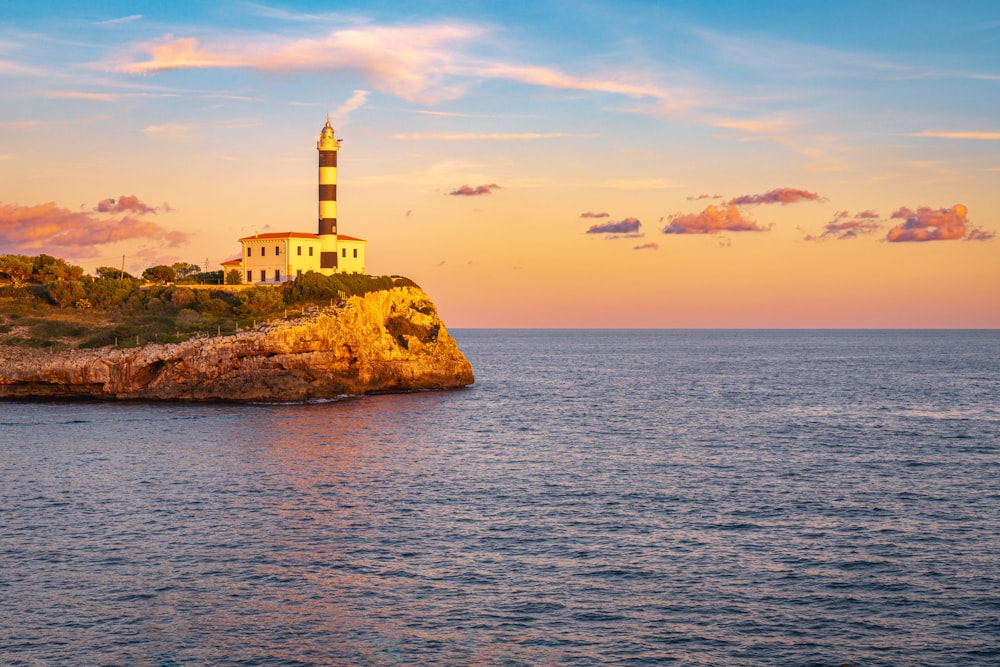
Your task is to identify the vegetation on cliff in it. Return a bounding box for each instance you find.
[0,253,421,352]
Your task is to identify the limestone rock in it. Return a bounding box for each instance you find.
[0,286,473,401]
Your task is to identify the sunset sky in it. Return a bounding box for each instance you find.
[2,1,998,327]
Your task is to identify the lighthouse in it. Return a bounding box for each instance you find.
[232,118,366,283]
[317,117,340,273]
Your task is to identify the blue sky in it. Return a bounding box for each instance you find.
[2,1,998,326]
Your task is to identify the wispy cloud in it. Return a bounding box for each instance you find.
[44,91,117,101]
[109,24,481,103]
[886,204,992,242]
[687,193,723,201]
[586,217,641,235]
[580,211,609,219]
[603,177,679,190]
[0,200,186,254]
[95,195,159,215]
[449,183,501,196]
[0,59,43,76]
[633,242,659,251]
[394,132,596,140]
[728,187,823,206]
[806,210,883,241]
[107,22,672,105]
[330,89,369,127]
[465,63,664,98]
[910,130,1000,140]
[663,205,769,234]
[95,15,143,26]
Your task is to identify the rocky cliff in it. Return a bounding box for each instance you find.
[0,286,473,401]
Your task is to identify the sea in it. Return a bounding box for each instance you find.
[1,329,998,666]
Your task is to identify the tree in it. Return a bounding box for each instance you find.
[33,254,83,282]
[0,254,35,287]
[225,268,242,285]
[142,265,177,284]
[171,262,201,280]
[95,266,136,281]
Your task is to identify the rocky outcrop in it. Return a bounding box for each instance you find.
[0,286,473,401]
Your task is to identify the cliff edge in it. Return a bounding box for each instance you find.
[0,286,473,401]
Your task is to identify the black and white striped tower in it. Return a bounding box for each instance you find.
[317,117,340,273]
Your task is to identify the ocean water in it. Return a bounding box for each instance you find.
[1,329,998,666]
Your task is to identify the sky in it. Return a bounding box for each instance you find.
[1,0,998,327]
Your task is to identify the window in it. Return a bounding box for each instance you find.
[276,246,281,256]
[297,246,302,256]
[261,247,265,257]
[342,248,347,258]
[275,269,281,281]
[353,249,358,258]
[247,271,252,283]
[260,270,266,282]
[309,247,313,256]
[246,247,251,257]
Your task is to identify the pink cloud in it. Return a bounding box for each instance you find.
[113,26,480,103]
[886,204,979,242]
[808,210,884,240]
[110,25,669,105]
[728,187,823,206]
[663,205,768,234]
[450,183,501,196]
[0,200,188,254]
[580,211,610,218]
[633,242,659,251]
[586,217,641,235]
[686,193,723,201]
[95,194,158,214]
[966,228,996,242]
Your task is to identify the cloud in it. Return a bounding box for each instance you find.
[687,194,723,201]
[580,211,609,219]
[604,177,679,190]
[727,187,823,206]
[633,242,659,251]
[807,210,884,240]
[911,130,1000,140]
[449,183,500,196]
[330,89,369,127]
[886,204,991,242]
[0,200,187,254]
[663,205,769,234]
[466,63,664,98]
[95,194,158,214]
[586,217,641,235]
[393,132,597,140]
[108,23,670,105]
[95,14,143,26]
[45,91,118,101]
[966,228,996,241]
[111,25,480,103]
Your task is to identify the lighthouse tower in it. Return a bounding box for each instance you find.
[317,117,340,274]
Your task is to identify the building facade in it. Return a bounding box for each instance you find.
[226,119,367,284]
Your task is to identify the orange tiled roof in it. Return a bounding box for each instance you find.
[238,231,319,241]
[238,231,367,242]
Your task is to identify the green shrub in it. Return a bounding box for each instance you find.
[45,280,87,308]
[283,272,395,305]
[238,286,284,314]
